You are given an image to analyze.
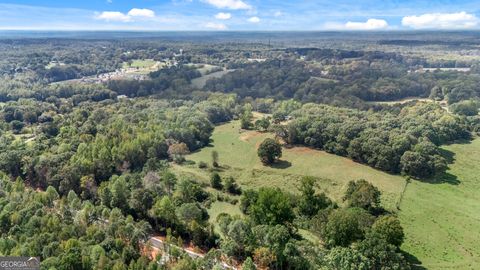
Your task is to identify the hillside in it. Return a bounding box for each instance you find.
[173,118,406,211]
[400,138,480,269]
[174,118,480,269]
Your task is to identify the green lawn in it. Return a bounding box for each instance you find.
[123,59,157,69]
[399,138,480,269]
[173,119,406,211]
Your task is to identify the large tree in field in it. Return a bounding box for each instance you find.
[257,138,282,165]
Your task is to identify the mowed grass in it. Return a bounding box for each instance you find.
[122,59,157,69]
[173,119,406,211]
[399,138,480,269]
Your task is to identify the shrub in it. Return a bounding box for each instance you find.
[198,161,208,169]
[210,173,222,189]
[223,176,241,195]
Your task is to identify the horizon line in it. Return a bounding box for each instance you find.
[1,29,480,32]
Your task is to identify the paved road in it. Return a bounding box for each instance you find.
[149,237,205,259]
[148,237,236,269]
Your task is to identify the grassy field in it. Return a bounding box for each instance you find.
[174,115,480,269]
[187,63,234,88]
[173,118,406,211]
[207,200,243,235]
[191,69,231,88]
[120,59,164,75]
[122,59,157,69]
[186,63,223,75]
[399,138,480,269]
[45,62,65,69]
[366,97,435,106]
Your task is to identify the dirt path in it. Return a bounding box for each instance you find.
[147,237,237,269]
[239,130,263,142]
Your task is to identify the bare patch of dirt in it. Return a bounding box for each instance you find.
[287,146,327,155]
[239,131,262,142]
[252,111,272,121]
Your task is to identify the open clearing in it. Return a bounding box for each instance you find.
[366,97,435,105]
[173,119,406,211]
[189,63,233,88]
[175,117,480,269]
[191,69,232,88]
[399,138,480,269]
[187,63,222,75]
[121,59,163,75]
[207,201,243,235]
[122,59,157,69]
[366,97,450,113]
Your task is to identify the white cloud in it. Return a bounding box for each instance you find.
[274,11,284,17]
[96,11,131,22]
[345,18,388,30]
[248,16,260,23]
[127,8,155,18]
[202,0,251,10]
[402,12,479,29]
[215,12,232,20]
[205,22,227,30]
[96,8,156,22]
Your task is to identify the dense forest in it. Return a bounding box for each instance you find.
[204,55,480,107]
[0,33,479,269]
[281,103,469,177]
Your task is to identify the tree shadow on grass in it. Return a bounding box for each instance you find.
[182,160,196,166]
[402,251,427,270]
[438,148,455,164]
[269,160,292,169]
[209,165,230,172]
[417,148,460,185]
[436,171,460,185]
[442,138,472,146]
[418,170,460,185]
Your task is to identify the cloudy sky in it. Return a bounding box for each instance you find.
[0,0,480,31]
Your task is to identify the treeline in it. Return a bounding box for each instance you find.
[430,73,480,104]
[203,57,480,107]
[107,65,201,98]
[202,58,424,106]
[0,95,235,194]
[204,59,314,100]
[278,102,469,178]
[0,74,118,103]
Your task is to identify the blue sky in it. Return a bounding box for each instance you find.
[1,0,480,30]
